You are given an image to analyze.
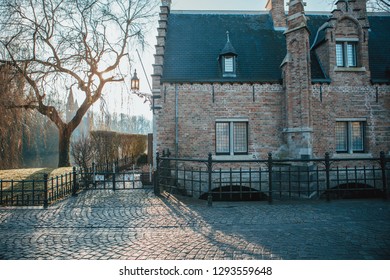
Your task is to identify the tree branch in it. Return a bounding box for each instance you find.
[379,0,390,7]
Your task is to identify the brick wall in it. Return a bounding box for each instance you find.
[155,83,285,159]
[155,81,390,160]
[311,83,390,157]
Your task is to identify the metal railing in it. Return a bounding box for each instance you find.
[155,151,389,206]
[78,166,150,191]
[0,156,152,207]
[0,168,77,207]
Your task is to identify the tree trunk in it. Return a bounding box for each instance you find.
[58,126,72,167]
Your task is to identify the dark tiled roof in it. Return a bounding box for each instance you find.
[220,39,238,56]
[161,11,390,83]
[311,51,328,81]
[162,12,285,83]
[368,15,390,83]
[306,14,332,81]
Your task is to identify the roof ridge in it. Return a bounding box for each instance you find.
[170,10,269,15]
[367,12,390,17]
[171,10,390,16]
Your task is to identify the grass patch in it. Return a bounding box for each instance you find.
[0,167,73,191]
[0,168,54,181]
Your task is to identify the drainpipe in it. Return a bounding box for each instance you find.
[175,84,179,188]
[175,83,179,157]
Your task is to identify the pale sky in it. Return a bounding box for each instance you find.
[172,0,333,11]
[127,0,335,121]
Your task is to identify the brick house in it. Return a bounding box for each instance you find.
[152,0,390,163]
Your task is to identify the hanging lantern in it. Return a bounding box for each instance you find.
[131,69,139,91]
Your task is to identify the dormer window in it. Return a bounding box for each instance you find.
[223,56,235,73]
[336,39,358,67]
[219,31,237,78]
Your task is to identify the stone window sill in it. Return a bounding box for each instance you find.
[332,153,373,159]
[334,66,366,72]
[214,154,253,161]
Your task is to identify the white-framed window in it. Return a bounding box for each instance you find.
[335,121,365,153]
[216,121,248,155]
[224,56,234,73]
[222,55,236,77]
[336,40,357,67]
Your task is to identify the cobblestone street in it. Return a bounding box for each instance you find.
[0,188,389,260]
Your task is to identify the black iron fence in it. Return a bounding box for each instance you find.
[155,151,390,205]
[78,165,151,190]
[82,156,134,173]
[0,157,152,207]
[0,169,77,207]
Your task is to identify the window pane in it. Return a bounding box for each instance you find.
[233,122,248,154]
[336,122,348,152]
[216,122,230,154]
[347,43,357,67]
[224,56,234,72]
[351,122,364,151]
[336,43,344,67]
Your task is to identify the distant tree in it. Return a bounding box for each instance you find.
[70,133,95,171]
[131,115,152,134]
[118,133,147,160]
[89,130,147,165]
[96,111,151,135]
[0,64,26,169]
[328,0,390,12]
[22,111,59,167]
[0,0,157,167]
[90,130,121,165]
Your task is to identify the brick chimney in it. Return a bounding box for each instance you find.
[336,0,367,15]
[281,0,313,159]
[161,0,171,9]
[265,0,286,30]
[354,0,368,13]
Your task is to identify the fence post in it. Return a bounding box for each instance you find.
[149,164,152,183]
[43,173,48,209]
[380,151,388,200]
[207,153,213,207]
[154,152,160,196]
[92,162,96,187]
[72,167,78,196]
[325,152,331,202]
[112,163,116,191]
[268,153,273,204]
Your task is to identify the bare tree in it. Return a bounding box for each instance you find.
[70,133,95,171]
[329,0,390,12]
[0,0,157,167]
[369,0,390,11]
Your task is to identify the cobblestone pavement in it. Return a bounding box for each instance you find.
[0,188,389,260]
